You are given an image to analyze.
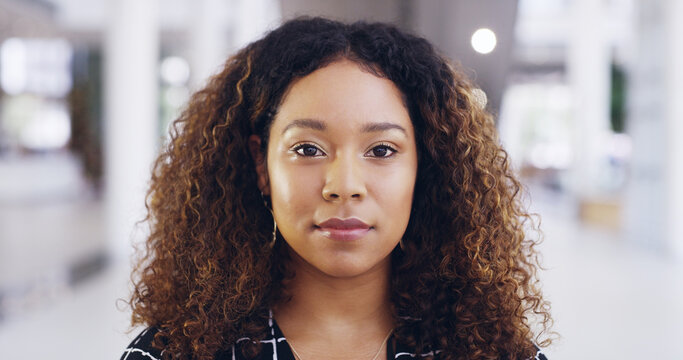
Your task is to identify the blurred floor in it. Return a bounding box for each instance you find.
[0,259,138,359]
[0,177,682,359]
[0,152,105,291]
[530,186,683,359]
[0,152,137,358]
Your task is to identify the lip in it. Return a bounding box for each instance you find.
[316,218,372,241]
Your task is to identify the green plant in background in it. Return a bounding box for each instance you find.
[610,63,626,133]
[68,46,103,188]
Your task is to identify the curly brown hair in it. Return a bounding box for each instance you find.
[129,17,553,360]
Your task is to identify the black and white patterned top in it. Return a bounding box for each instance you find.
[120,312,548,360]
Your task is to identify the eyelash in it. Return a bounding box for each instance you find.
[291,143,398,158]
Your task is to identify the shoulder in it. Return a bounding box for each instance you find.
[390,337,548,360]
[120,327,164,360]
[531,347,549,360]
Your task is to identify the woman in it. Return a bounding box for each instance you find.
[121,17,552,360]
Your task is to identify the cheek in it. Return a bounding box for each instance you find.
[268,163,322,218]
[372,166,417,221]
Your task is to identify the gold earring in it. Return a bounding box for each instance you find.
[261,191,277,247]
[399,238,405,251]
[270,218,278,248]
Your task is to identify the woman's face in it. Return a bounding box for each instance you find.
[252,59,418,278]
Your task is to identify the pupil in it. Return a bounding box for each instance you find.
[373,147,387,157]
[304,146,317,156]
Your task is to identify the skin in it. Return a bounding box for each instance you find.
[249,59,418,359]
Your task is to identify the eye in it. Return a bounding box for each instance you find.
[292,143,325,157]
[365,144,397,158]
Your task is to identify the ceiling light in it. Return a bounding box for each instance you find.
[471,28,497,54]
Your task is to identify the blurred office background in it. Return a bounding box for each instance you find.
[0,0,681,358]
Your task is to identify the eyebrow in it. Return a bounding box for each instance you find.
[282,118,407,135]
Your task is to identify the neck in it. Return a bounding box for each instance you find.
[273,249,395,354]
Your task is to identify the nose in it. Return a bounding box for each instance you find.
[322,153,367,201]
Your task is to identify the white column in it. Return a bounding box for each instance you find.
[104,0,160,259]
[188,0,229,89]
[665,0,683,258]
[626,0,683,257]
[566,0,612,197]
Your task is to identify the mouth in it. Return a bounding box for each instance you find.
[315,218,373,241]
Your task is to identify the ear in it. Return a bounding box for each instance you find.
[248,135,270,195]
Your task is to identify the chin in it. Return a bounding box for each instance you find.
[316,258,390,279]
[321,266,369,279]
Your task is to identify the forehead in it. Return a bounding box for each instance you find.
[272,59,412,132]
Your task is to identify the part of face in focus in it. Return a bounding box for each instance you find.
[264,59,418,278]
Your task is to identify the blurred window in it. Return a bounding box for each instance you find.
[0,38,73,152]
[1,38,72,97]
